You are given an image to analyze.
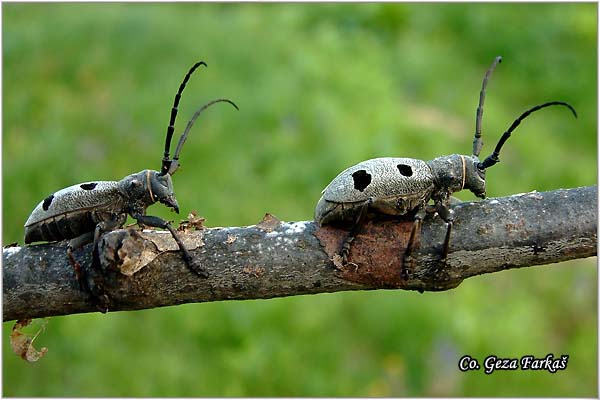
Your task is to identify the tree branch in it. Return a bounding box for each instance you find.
[3,186,596,322]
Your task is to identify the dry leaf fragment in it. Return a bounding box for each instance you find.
[256,213,281,233]
[225,234,237,244]
[243,265,265,277]
[178,210,206,231]
[10,319,48,362]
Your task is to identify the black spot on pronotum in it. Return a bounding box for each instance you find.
[397,164,413,177]
[42,194,54,211]
[352,170,372,192]
[80,182,98,190]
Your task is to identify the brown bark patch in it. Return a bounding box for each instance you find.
[315,219,418,288]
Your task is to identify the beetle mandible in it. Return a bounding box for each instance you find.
[24,61,238,295]
[314,56,577,276]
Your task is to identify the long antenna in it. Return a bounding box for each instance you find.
[167,99,239,175]
[473,56,502,157]
[161,61,206,175]
[477,101,577,170]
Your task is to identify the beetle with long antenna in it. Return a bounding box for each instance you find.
[24,61,238,307]
[315,56,577,277]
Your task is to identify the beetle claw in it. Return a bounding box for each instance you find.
[186,257,209,278]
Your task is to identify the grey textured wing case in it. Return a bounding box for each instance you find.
[321,157,434,202]
[25,181,123,227]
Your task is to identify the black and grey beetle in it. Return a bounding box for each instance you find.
[24,61,238,291]
[315,56,576,274]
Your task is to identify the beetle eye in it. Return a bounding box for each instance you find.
[352,170,372,192]
[397,164,413,177]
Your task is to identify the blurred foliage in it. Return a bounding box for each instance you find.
[2,3,597,397]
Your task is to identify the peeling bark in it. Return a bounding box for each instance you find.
[3,186,597,322]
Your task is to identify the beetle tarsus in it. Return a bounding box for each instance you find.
[186,256,209,278]
[340,237,354,265]
[435,199,454,262]
[441,220,453,261]
[402,215,423,280]
[338,198,372,265]
[67,248,87,292]
[85,274,110,313]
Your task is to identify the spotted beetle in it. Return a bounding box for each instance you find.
[314,56,577,275]
[24,61,238,295]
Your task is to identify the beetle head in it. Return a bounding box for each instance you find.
[149,170,179,213]
[465,157,487,199]
[430,154,486,197]
[119,170,179,213]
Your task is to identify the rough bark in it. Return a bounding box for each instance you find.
[3,186,596,322]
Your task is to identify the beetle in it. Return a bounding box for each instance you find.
[314,56,577,276]
[24,61,238,298]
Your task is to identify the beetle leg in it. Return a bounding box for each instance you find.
[441,221,453,260]
[80,216,128,312]
[64,216,124,312]
[402,198,454,281]
[401,209,426,280]
[340,198,373,264]
[435,200,455,261]
[132,214,208,278]
[67,231,95,290]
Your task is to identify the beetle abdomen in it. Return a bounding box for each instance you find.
[25,209,100,243]
[315,192,431,226]
[24,181,125,243]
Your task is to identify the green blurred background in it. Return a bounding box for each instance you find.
[2,3,597,397]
